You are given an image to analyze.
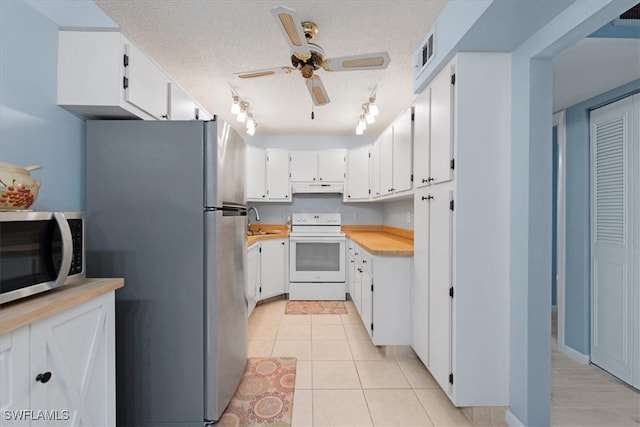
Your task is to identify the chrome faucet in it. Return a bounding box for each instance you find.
[247,206,260,230]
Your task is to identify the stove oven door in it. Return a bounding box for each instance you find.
[289,236,346,283]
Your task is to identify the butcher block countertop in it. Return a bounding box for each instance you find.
[247,224,289,245]
[0,278,124,335]
[342,225,414,256]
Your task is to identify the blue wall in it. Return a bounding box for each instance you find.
[563,79,640,355]
[0,0,85,211]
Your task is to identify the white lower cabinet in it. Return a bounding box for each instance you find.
[247,243,261,316]
[347,239,411,345]
[249,238,289,303]
[0,292,116,427]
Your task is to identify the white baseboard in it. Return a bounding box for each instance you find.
[559,344,590,364]
[505,410,525,427]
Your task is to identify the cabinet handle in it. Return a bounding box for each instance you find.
[421,195,434,201]
[35,372,52,383]
[161,114,168,119]
[362,260,367,263]
[351,260,355,263]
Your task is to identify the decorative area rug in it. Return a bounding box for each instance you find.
[218,357,296,426]
[285,300,348,315]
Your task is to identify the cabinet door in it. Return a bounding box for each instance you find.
[30,292,115,426]
[124,43,169,120]
[393,108,413,193]
[345,146,370,200]
[428,186,453,391]
[260,239,287,299]
[266,150,291,201]
[413,88,431,187]
[412,187,430,364]
[379,127,394,195]
[247,244,260,316]
[361,269,374,338]
[0,326,30,427]
[247,146,267,200]
[168,82,195,120]
[430,62,454,185]
[289,151,318,181]
[370,141,381,198]
[318,150,346,182]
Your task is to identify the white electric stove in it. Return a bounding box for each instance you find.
[289,213,346,300]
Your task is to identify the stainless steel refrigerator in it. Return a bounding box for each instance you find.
[85,119,248,426]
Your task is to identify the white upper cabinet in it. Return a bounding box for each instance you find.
[413,87,431,187]
[168,82,196,120]
[345,145,370,201]
[124,42,169,120]
[58,30,211,121]
[429,61,455,185]
[290,150,346,182]
[247,146,267,201]
[370,141,381,198]
[289,151,318,181]
[266,150,291,201]
[392,108,413,193]
[379,127,394,195]
[370,107,414,198]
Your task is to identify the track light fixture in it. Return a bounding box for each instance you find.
[230,90,259,135]
[355,92,379,135]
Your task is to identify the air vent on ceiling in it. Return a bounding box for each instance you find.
[421,32,435,68]
[620,3,640,20]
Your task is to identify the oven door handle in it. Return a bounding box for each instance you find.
[289,237,346,243]
[51,212,73,289]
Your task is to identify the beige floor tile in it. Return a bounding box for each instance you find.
[247,340,274,357]
[343,322,372,341]
[295,360,313,389]
[414,388,471,427]
[248,321,279,341]
[312,324,347,340]
[386,345,419,360]
[312,339,353,360]
[355,360,411,389]
[313,360,362,389]
[271,340,312,360]
[280,314,312,326]
[348,338,387,360]
[313,389,373,427]
[291,389,313,427]
[551,367,620,387]
[341,312,364,325]
[277,324,312,340]
[397,358,440,389]
[364,389,434,426]
[311,314,344,325]
[551,407,640,426]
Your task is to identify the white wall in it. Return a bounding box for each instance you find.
[382,198,414,229]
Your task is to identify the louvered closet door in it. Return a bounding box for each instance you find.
[590,95,635,385]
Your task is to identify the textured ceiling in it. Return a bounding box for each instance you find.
[94,0,447,137]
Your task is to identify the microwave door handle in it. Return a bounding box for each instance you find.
[51,212,73,288]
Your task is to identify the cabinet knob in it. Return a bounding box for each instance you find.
[161,114,168,119]
[319,177,323,181]
[358,268,363,273]
[285,195,288,198]
[262,195,265,198]
[281,242,285,245]
[421,195,434,201]
[313,178,316,181]
[348,195,351,198]
[351,260,354,263]
[35,372,52,383]
[362,260,367,263]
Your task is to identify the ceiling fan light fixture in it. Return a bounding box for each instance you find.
[246,114,256,130]
[247,124,257,136]
[237,103,248,123]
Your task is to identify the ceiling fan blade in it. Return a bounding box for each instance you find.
[321,52,391,72]
[271,6,311,61]
[234,66,295,79]
[305,75,330,106]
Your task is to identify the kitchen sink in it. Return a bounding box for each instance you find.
[246,230,282,236]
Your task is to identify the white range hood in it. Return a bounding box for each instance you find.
[291,182,344,194]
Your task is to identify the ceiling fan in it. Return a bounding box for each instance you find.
[233,6,391,106]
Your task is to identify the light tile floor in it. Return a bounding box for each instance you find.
[248,298,499,426]
[249,300,640,426]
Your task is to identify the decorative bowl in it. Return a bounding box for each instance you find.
[0,162,42,210]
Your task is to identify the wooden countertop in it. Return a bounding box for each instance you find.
[342,225,414,256]
[247,224,289,245]
[0,278,124,335]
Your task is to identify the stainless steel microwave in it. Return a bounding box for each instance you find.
[0,211,85,304]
